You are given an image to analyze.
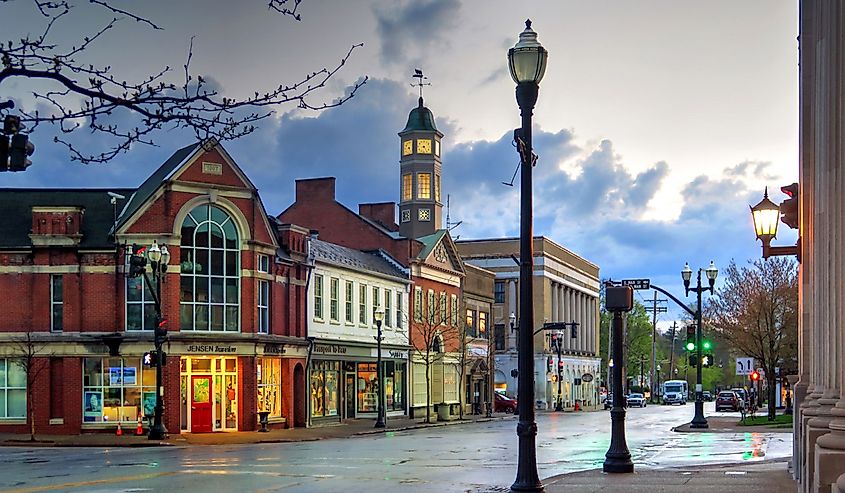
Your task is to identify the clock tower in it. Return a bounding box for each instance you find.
[398,96,444,240]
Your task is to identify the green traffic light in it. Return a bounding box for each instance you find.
[685,342,695,351]
[703,340,712,350]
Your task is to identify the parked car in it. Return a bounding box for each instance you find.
[731,388,749,409]
[627,393,647,408]
[494,393,518,413]
[702,391,713,402]
[716,390,741,412]
[604,394,627,410]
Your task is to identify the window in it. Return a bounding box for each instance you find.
[435,139,440,156]
[357,362,378,413]
[418,208,431,221]
[451,294,459,326]
[0,359,25,419]
[311,361,339,418]
[179,204,240,331]
[330,278,340,322]
[417,173,431,199]
[494,324,506,351]
[435,175,441,202]
[345,281,354,323]
[359,284,368,325]
[427,290,435,324]
[440,292,447,326]
[413,287,422,322]
[51,275,63,332]
[257,357,281,418]
[479,311,488,338]
[82,357,155,423]
[443,364,459,402]
[258,255,270,334]
[372,286,380,323]
[402,174,413,201]
[396,291,403,328]
[126,276,155,331]
[384,361,406,411]
[401,209,411,223]
[313,274,324,320]
[384,289,392,328]
[466,309,476,337]
[494,281,505,304]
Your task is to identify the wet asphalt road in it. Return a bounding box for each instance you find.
[0,402,791,493]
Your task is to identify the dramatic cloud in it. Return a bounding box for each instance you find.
[374,0,460,66]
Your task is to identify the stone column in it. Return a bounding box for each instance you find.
[551,282,558,324]
[814,4,845,491]
[590,297,597,355]
[579,292,587,353]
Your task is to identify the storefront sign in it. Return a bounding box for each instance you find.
[185,344,237,353]
[314,344,348,355]
[371,348,408,360]
[263,343,286,355]
[581,373,594,383]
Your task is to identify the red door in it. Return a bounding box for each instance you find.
[191,376,213,433]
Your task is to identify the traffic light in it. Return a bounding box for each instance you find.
[143,351,158,366]
[780,183,799,230]
[546,356,553,373]
[558,359,564,371]
[8,133,34,171]
[685,324,696,351]
[128,244,148,278]
[689,355,697,366]
[550,332,559,350]
[570,323,578,339]
[702,354,715,368]
[702,340,712,351]
[551,374,558,382]
[750,370,760,382]
[154,318,168,348]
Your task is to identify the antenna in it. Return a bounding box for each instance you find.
[411,68,431,100]
[446,195,463,234]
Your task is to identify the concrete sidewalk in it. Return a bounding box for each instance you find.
[673,415,793,433]
[543,460,796,493]
[0,413,516,447]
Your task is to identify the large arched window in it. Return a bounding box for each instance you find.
[179,204,240,331]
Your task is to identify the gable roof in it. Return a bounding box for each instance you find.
[311,239,409,282]
[416,229,447,261]
[0,188,135,249]
[112,142,200,233]
[415,229,466,275]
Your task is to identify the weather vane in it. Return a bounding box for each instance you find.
[411,68,431,101]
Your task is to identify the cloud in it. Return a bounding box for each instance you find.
[373,0,460,66]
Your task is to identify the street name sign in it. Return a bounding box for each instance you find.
[621,279,651,290]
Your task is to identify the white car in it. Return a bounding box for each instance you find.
[626,393,646,408]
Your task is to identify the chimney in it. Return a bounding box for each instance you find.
[359,202,398,232]
[295,177,336,203]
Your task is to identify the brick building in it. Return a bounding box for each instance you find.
[0,140,310,435]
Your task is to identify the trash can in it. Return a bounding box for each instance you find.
[257,411,270,432]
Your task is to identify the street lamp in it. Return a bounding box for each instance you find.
[656,364,662,401]
[750,187,800,259]
[508,18,547,493]
[128,240,170,440]
[373,307,386,429]
[682,260,717,429]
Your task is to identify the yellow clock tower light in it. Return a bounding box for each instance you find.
[398,69,443,240]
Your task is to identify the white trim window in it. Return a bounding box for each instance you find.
[414,287,423,322]
[345,280,354,323]
[51,274,63,332]
[330,278,340,322]
[384,289,392,328]
[179,204,240,332]
[257,357,282,418]
[257,254,270,334]
[313,274,324,321]
[439,292,447,326]
[0,359,25,419]
[451,294,459,326]
[396,291,403,329]
[359,284,368,325]
[126,276,155,331]
[372,286,380,325]
[427,290,435,324]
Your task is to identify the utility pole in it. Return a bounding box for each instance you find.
[644,292,667,402]
[668,322,677,384]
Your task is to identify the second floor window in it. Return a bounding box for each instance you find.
[495,324,506,351]
[126,276,155,331]
[440,292,447,326]
[258,254,270,334]
[414,287,422,322]
[479,311,488,338]
[427,290,436,324]
[396,291,403,328]
[313,275,324,320]
[494,281,505,304]
[359,284,368,325]
[372,286,380,324]
[51,275,63,332]
[345,281,354,323]
[451,294,458,326]
[330,278,339,322]
[384,289,392,328]
[466,309,476,337]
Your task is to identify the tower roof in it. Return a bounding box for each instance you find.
[401,97,438,133]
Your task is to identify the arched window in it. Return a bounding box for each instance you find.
[179,204,240,331]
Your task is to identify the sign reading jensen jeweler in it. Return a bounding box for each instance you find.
[185,344,237,353]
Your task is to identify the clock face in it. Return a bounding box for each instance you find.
[402,140,413,156]
[418,208,431,221]
[417,139,432,154]
[401,209,411,223]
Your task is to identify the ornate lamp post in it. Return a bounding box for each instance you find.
[603,284,634,474]
[750,187,800,259]
[508,19,547,493]
[681,261,717,429]
[374,307,386,428]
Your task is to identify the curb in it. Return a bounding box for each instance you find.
[352,415,515,436]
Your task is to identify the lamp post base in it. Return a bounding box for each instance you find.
[690,401,708,428]
[603,455,634,474]
[148,423,168,440]
[374,418,386,429]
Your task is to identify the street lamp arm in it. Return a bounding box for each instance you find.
[650,284,696,318]
[141,270,162,315]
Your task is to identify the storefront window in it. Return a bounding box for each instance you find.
[443,364,459,402]
[257,357,282,418]
[384,361,406,412]
[0,359,26,419]
[82,357,155,423]
[311,361,339,418]
[357,362,378,413]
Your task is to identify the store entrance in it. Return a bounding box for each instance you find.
[180,356,238,433]
[191,376,212,432]
[345,373,355,418]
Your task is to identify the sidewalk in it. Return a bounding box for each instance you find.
[673,415,793,433]
[543,460,796,493]
[0,413,515,447]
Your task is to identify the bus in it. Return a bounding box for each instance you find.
[662,380,689,405]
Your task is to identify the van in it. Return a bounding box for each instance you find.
[662,380,689,405]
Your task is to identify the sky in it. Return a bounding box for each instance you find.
[0,0,800,327]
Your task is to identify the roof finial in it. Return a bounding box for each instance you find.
[763,186,769,199]
[411,68,431,104]
[525,19,532,29]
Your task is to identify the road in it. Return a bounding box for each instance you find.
[0,403,791,493]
